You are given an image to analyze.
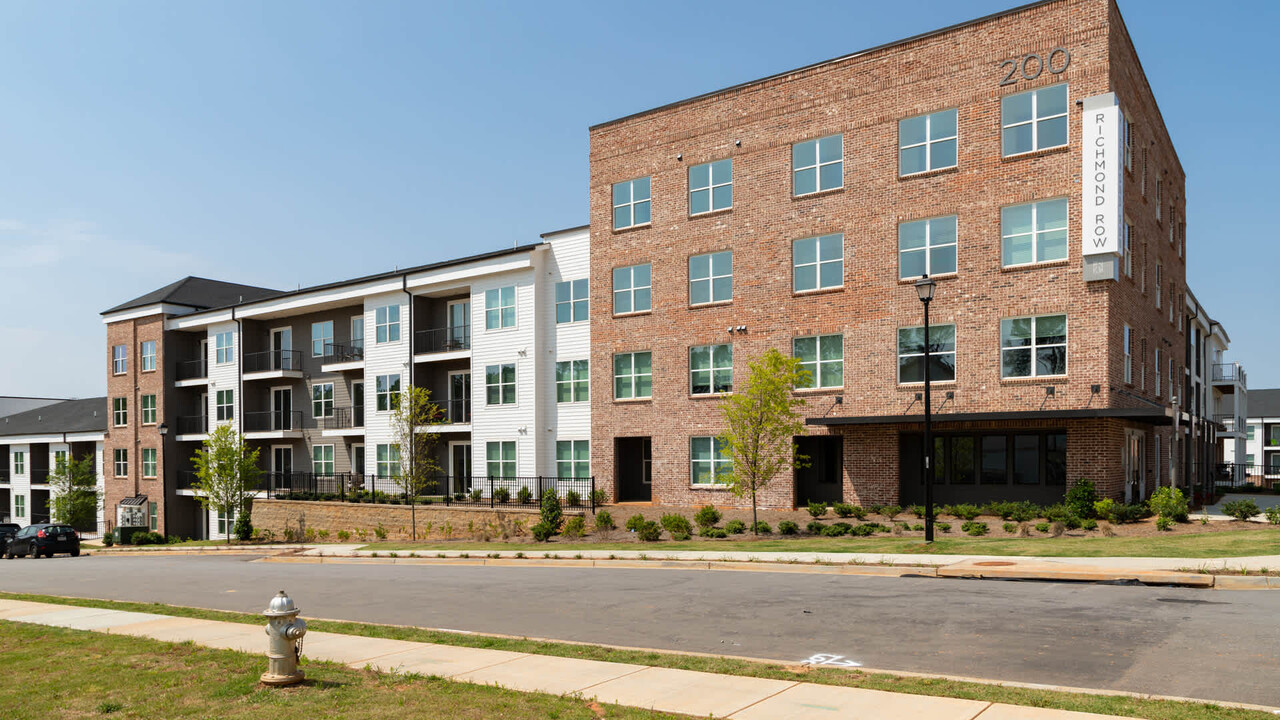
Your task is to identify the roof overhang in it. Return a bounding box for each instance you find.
[807,407,1172,428]
[102,303,200,325]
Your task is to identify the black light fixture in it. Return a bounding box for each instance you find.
[158,423,169,437]
[915,274,937,543]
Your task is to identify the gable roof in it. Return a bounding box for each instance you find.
[102,276,281,315]
[0,397,108,438]
[1247,389,1280,420]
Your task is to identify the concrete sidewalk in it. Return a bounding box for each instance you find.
[0,597,1141,719]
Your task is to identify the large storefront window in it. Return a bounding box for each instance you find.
[900,430,1067,504]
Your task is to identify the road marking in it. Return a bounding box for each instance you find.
[801,653,861,667]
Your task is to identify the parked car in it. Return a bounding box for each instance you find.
[5,524,80,559]
[0,523,19,555]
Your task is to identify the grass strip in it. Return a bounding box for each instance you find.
[1,591,1270,720]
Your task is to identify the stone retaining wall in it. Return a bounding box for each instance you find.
[251,499,583,541]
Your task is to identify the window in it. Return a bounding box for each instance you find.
[216,389,234,421]
[613,264,651,314]
[1001,84,1067,156]
[141,394,157,425]
[981,436,1007,485]
[899,216,957,279]
[898,324,957,383]
[1168,357,1175,402]
[792,134,842,195]
[1141,148,1148,195]
[1246,453,1256,466]
[217,508,234,536]
[614,352,652,400]
[112,344,127,374]
[1155,179,1162,220]
[141,340,157,372]
[54,450,66,468]
[1121,221,1133,278]
[312,445,334,475]
[113,448,128,477]
[375,374,401,411]
[557,440,590,479]
[1002,198,1068,266]
[376,444,401,478]
[375,305,401,343]
[612,177,651,229]
[485,364,516,405]
[690,436,732,485]
[312,382,334,418]
[555,280,588,324]
[1123,117,1133,170]
[689,159,732,214]
[215,332,234,364]
[793,234,843,292]
[794,335,843,389]
[113,397,128,427]
[1155,263,1163,308]
[1140,338,1146,390]
[484,286,516,329]
[351,316,365,351]
[1248,425,1257,441]
[690,343,732,395]
[14,495,24,519]
[312,321,333,357]
[1169,283,1176,323]
[689,251,732,305]
[142,448,157,479]
[899,109,957,175]
[1155,348,1162,397]
[1123,326,1133,384]
[486,441,516,478]
[555,360,589,403]
[13,452,24,475]
[1001,315,1067,378]
[149,501,158,531]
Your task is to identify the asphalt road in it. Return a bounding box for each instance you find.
[2,554,1277,707]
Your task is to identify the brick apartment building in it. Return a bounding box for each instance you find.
[588,0,1237,508]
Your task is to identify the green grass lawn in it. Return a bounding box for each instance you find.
[362,528,1280,558]
[2,591,1271,720]
[0,620,689,720]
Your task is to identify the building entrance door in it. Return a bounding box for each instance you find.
[1124,430,1146,503]
[615,437,651,502]
[450,442,472,494]
[795,436,843,505]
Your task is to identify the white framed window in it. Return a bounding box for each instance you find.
[689,251,732,305]
[898,324,957,383]
[112,344,127,374]
[1155,263,1163,308]
[485,363,516,405]
[690,436,732,486]
[793,234,843,292]
[113,448,128,477]
[1169,283,1176,323]
[794,335,843,389]
[312,382,334,418]
[689,159,732,214]
[142,448,157,479]
[486,440,516,478]
[557,440,590,479]
[312,445,334,475]
[555,360,589,403]
[1168,357,1175,401]
[375,374,401,412]
[113,397,128,426]
[555,279,588,324]
[54,450,67,468]
[792,134,842,196]
[217,508,235,536]
[612,177,651,229]
[1155,179,1162,220]
[485,286,516,330]
[1001,84,1068,156]
[1123,116,1133,170]
[13,451,25,475]
[149,501,158,530]
[1123,325,1133,384]
[613,352,652,400]
[141,394,157,425]
[1121,220,1133,278]
[613,263,651,314]
[899,109,957,175]
[215,332,234,364]
[374,304,401,344]
[1002,198,1068,267]
[312,321,333,357]
[140,340,157,372]
[1000,314,1067,378]
[899,216,957,279]
[351,316,365,351]
[216,389,234,422]
[690,343,732,395]
[14,494,24,518]
[375,444,400,478]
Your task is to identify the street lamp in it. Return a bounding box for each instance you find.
[915,274,937,543]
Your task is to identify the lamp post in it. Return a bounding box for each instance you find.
[915,274,937,543]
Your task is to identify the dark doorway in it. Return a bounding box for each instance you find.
[795,436,843,505]
[615,437,652,502]
[30,489,51,524]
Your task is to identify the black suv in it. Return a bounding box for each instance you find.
[5,524,80,559]
[0,523,18,555]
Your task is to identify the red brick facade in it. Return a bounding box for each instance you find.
[103,315,169,534]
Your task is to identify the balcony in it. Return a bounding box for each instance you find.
[1211,363,1246,391]
[1214,413,1245,436]
[30,468,50,485]
[176,414,209,439]
[320,343,364,372]
[320,406,365,436]
[243,349,304,380]
[445,398,470,424]
[243,410,304,438]
[177,469,270,493]
[175,358,208,385]
[414,325,470,362]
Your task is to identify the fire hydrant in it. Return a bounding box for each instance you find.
[261,590,307,686]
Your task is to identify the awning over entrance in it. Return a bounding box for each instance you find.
[807,407,1171,427]
[118,495,148,506]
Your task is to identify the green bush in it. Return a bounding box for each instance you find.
[453,492,465,501]
[832,502,855,518]
[752,521,772,534]
[822,522,853,537]
[493,487,511,504]
[1002,522,1018,534]
[879,505,903,520]
[861,522,890,533]
[517,486,533,504]
[469,488,483,502]
[1155,516,1174,532]
[564,490,582,507]
[625,514,646,532]
[660,514,692,537]
[806,501,827,518]
[562,516,586,539]
[1081,518,1098,530]
[948,504,981,521]
[1093,498,1116,522]
[848,523,875,537]
[1065,479,1098,519]
[694,505,722,529]
[1222,499,1261,521]
[233,509,253,541]
[700,527,728,538]
[981,501,1012,519]
[531,522,555,542]
[1149,487,1189,522]
[1007,501,1040,522]
[1111,503,1148,524]
[961,520,988,536]
[911,523,924,531]
[778,520,799,535]
[725,519,746,534]
[594,511,616,531]
[935,522,952,533]
[590,489,608,505]
[636,520,663,542]
[336,530,351,542]
[1265,506,1280,525]
[909,504,937,519]
[806,520,826,535]
[102,532,114,547]
[1035,522,1051,533]
[540,489,563,532]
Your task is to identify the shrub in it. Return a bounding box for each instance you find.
[1050,522,1066,537]
[594,510,616,531]
[374,523,388,541]
[848,523,875,537]
[1111,503,1148,524]
[778,520,799,535]
[822,522,853,537]
[1149,487,1189,523]
[1265,506,1280,526]
[1008,502,1040,522]
[636,520,663,542]
[831,502,854,518]
[494,487,511,504]
[879,505,902,520]
[590,489,608,505]
[700,527,728,538]
[1042,504,1071,523]
[625,514,646,532]
[982,501,1013,519]
[806,520,826,535]
[935,522,952,533]
[336,530,351,542]
[909,504,936,519]
[304,527,317,543]
[725,519,747,535]
[1002,522,1018,534]
[1155,516,1174,532]
[565,490,582,507]
[961,520,988,536]
[861,522,890,533]
[1222,499,1261,521]
[531,522,555,542]
[562,516,586,539]
[453,492,465,501]
[469,488,483,502]
[1081,518,1098,531]
[694,505,722,529]
[1065,478,1099,519]
[233,509,253,541]
[1093,498,1117,523]
[911,523,924,531]
[539,489,564,532]
[102,532,114,547]
[948,504,981,521]
[660,514,692,537]
[806,501,827,518]
[1035,522,1051,533]
[517,486,533,504]
[752,521,772,534]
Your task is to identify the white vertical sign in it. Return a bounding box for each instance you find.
[1082,103,1122,256]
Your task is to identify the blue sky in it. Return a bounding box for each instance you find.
[1,0,1274,398]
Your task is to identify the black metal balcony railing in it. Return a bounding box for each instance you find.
[319,406,365,431]
[1212,363,1246,385]
[321,343,364,364]
[0,469,9,484]
[175,358,208,381]
[30,469,50,484]
[243,349,303,373]
[445,398,470,424]
[415,325,470,355]
[243,410,304,433]
[176,415,209,435]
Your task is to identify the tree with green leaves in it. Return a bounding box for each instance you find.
[390,384,445,540]
[717,348,810,534]
[192,424,263,544]
[48,453,101,530]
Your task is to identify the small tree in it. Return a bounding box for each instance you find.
[390,385,445,540]
[717,348,810,534]
[192,424,263,544]
[48,454,101,530]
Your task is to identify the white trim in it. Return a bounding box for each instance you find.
[104,302,200,325]
[166,308,235,330]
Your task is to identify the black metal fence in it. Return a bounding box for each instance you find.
[176,358,207,380]
[244,349,303,373]
[243,410,304,433]
[320,407,364,431]
[322,343,364,364]
[1207,463,1279,492]
[176,414,208,435]
[415,325,470,354]
[439,476,595,510]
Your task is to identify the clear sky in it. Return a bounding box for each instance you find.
[1,0,1273,398]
